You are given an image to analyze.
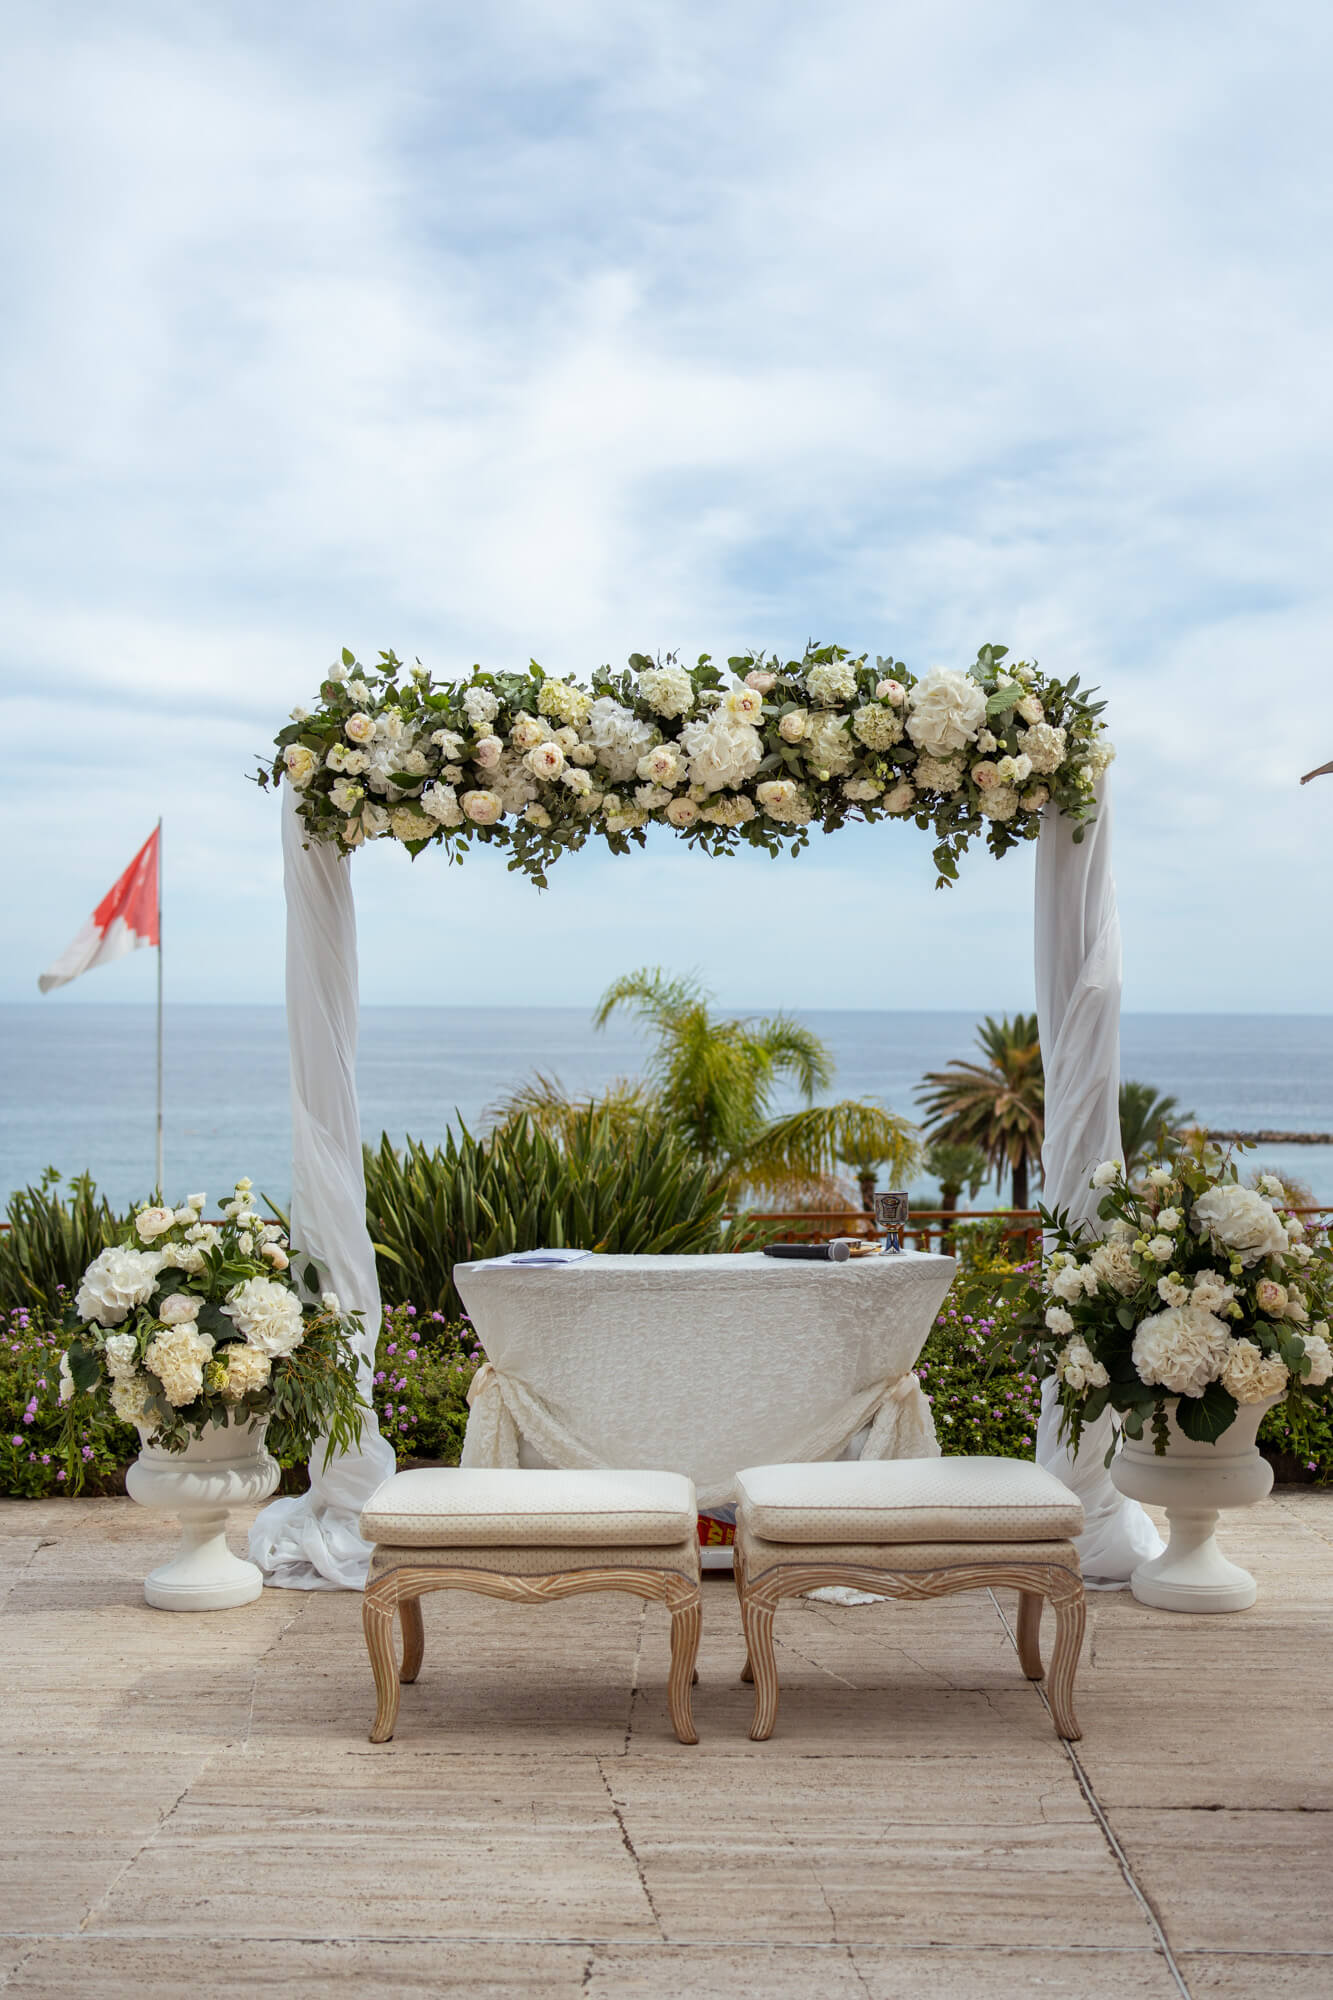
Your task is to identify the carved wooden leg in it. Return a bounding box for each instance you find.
[1046,1586,1086,1741]
[1016,1588,1044,1680]
[740,1589,779,1741]
[734,1547,753,1683]
[667,1594,702,1745]
[362,1581,402,1743]
[399,1591,425,1684]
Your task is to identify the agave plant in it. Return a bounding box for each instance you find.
[0,1170,126,1313]
[364,1109,748,1315]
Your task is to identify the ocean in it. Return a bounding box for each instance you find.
[4,1004,1333,1213]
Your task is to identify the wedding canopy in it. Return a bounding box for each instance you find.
[248,645,1161,1589]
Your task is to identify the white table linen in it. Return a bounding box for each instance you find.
[456,1250,956,1509]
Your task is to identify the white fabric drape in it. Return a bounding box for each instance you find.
[455,1251,954,1507]
[248,789,396,1590]
[1034,776,1163,1585]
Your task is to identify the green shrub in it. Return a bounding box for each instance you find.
[917,1289,1043,1458]
[366,1111,743,1315]
[0,1300,138,1497]
[0,1171,126,1314]
[373,1304,480,1464]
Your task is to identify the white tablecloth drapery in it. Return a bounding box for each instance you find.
[455,1250,956,1509]
[1033,776,1163,1585]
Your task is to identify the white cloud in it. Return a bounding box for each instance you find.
[4,0,1333,1010]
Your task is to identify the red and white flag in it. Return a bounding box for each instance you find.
[39,828,160,993]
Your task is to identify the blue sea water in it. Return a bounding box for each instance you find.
[3,1004,1333,1211]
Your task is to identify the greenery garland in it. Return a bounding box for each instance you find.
[260,642,1112,888]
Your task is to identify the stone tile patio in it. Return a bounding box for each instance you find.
[1,1489,1329,1998]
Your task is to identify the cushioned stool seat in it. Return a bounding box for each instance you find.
[733,1456,1087,1742]
[360,1468,702,1745]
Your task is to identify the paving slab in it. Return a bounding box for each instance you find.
[1113,1809,1333,1955]
[1180,1953,1333,1997]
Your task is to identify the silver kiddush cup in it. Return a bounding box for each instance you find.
[872,1190,910,1253]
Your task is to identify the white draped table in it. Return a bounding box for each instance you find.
[455,1250,957,1509]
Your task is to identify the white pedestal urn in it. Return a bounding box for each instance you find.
[126,1414,280,1611]
[1110,1396,1279,1613]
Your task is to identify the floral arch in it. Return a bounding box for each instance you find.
[248,642,1155,1594]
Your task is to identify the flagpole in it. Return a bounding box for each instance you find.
[155,817,164,1196]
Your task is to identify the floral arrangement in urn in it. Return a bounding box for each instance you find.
[58,1179,366,1483]
[260,641,1113,888]
[1009,1146,1333,1456]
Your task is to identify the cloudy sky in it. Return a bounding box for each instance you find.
[6,0,1331,1014]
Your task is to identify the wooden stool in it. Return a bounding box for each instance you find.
[359,1467,703,1744]
[733,1457,1087,1741]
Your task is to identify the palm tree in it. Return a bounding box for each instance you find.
[492,968,921,1204]
[1119,1081,1190,1178]
[917,1013,1044,1210]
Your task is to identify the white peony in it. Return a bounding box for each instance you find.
[756,779,814,825]
[75,1246,163,1327]
[875,678,906,705]
[472,734,504,770]
[1219,1338,1288,1405]
[223,1277,306,1358]
[636,743,686,788]
[345,712,376,744]
[524,742,565,782]
[283,745,317,787]
[744,669,777,692]
[665,796,700,826]
[461,790,503,826]
[905,667,988,758]
[1016,693,1044,725]
[971,761,999,791]
[1255,1278,1288,1316]
[1132,1304,1233,1397]
[157,1293,199,1325]
[135,1206,175,1243]
[722,684,765,723]
[1298,1332,1333,1386]
[805,659,858,706]
[1192,1184,1289,1265]
[1091,1160,1122,1188]
[637,665,695,718]
[508,713,549,751]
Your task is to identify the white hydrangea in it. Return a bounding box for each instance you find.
[1015,721,1067,775]
[979,785,1019,821]
[851,705,904,751]
[679,710,764,794]
[1132,1304,1233,1397]
[223,1277,306,1358]
[1088,1238,1139,1295]
[803,712,855,778]
[75,1247,164,1328]
[634,784,674,810]
[805,658,858,706]
[1191,1269,1236,1315]
[1299,1332,1333,1386]
[842,778,883,802]
[882,780,916,814]
[536,680,592,726]
[911,754,965,794]
[905,666,988,758]
[221,1344,273,1401]
[1192,1184,1289,1265]
[637,665,695,718]
[1219,1338,1289,1405]
[584,698,658,782]
[462,686,500,730]
[144,1322,215,1408]
[1045,1304,1075,1336]
[104,1332,140,1379]
[487,753,538,817]
[110,1373,156,1428]
[390,806,435,842]
[421,783,464,827]
[698,794,758,827]
[756,779,814,824]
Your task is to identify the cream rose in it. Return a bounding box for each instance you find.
[874,678,906,705]
[157,1293,199,1325]
[345,712,375,744]
[744,670,777,692]
[473,734,504,770]
[508,713,548,751]
[1299,1332,1333,1386]
[665,796,700,827]
[778,709,809,744]
[1255,1278,1288,1316]
[1088,1239,1139,1295]
[636,744,685,788]
[524,741,565,781]
[971,761,1000,791]
[905,667,988,758]
[135,1206,175,1243]
[1057,1336,1108,1391]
